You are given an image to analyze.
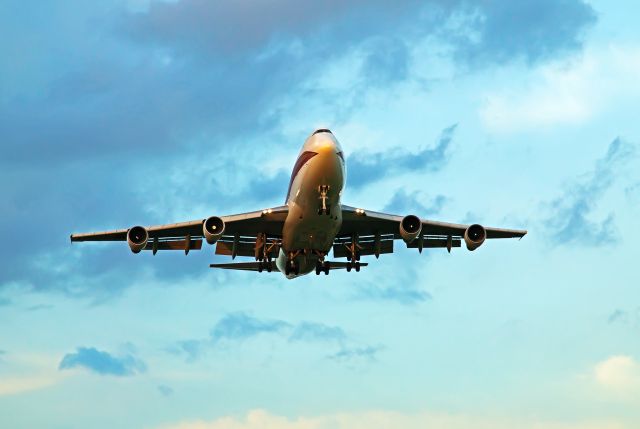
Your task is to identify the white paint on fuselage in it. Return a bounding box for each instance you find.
[276,131,346,278]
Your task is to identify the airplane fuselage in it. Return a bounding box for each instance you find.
[276,130,345,278]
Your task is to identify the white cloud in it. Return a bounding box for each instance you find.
[156,409,630,429]
[0,376,57,396]
[594,355,640,390]
[479,45,640,133]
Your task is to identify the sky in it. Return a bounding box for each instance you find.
[1,0,640,428]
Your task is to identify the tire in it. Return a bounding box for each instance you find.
[355,262,360,272]
[346,264,352,272]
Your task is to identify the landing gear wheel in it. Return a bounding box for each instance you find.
[323,261,330,275]
[346,263,352,272]
[355,261,360,272]
[257,261,263,273]
[266,259,272,272]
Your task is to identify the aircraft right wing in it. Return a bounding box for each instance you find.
[335,205,526,258]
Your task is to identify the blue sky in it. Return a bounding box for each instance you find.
[1,0,640,428]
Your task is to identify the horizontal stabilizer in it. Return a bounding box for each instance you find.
[209,261,368,271]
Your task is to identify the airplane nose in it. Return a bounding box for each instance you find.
[317,140,336,154]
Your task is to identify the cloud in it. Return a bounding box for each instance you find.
[327,345,383,362]
[158,384,174,397]
[210,312,291,343]
[0,0,598,299]
[288,322,347,343]
[382,191,447,217]
[58,346,146,376]
[154,408,629,429]
[347,124,457,189]
[544,138,636,246]
[354,284,432,306]
[480,45,640,133]
[608,309,628,324]
[452,0,596,67]
[594,355,640,391]
[0,376,58,397]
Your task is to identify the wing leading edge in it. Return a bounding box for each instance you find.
[338,205,526,249]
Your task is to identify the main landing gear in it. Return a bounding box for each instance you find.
[315,254,330,275]
[284,251,301,276]
[345,233,361,272]
[317,185,331,215]
[255,233,277,273]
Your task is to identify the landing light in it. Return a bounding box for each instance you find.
[262,208,273,215]
[355,208,365,215]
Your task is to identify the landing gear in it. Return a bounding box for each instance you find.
[255,233,277,273]
[317,185,331,215]
[346,261,360,272]
[315,258,330,275]
[285,251,300,276]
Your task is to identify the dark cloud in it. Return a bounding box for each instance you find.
[288,322,347,343]
[158,384,174,397]
[210,312,291,342]
[452,0,597,67]
[382,191,447,216]
[0,0,597,299]
[327,345,383,362]
[544,138,635,246]
[347,124,457,189]
[58,346,146,376]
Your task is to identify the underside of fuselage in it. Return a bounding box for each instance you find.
[276,129,345,278]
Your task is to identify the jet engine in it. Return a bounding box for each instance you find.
[127,226,149,253]
[203,216,225,244]
[464,224,486,251]
[399,215,422,243]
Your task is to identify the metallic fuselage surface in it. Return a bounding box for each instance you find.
[276,131,345,278]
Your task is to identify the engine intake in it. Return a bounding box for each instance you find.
[400,215,422,243]
[464,224,486,251]
[127,225,148,253]
[203,216,225,244]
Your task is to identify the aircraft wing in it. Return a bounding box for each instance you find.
[336,205,526,257]
[70,206,289,255]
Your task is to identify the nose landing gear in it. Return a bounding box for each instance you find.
[317,185,331,215]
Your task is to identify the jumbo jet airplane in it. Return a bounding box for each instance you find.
[70,129,526,278]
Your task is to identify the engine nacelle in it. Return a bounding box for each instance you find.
[464,224,486,251]
[127,225,148,254]
[399,215,422,243]
[203,216,225,245]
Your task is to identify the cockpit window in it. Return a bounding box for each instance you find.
[312,128,332,136]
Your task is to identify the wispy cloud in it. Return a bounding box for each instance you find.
[327,345,383,362]
[383,191,447,217]
[210,312,291,343]
[58,347,146,376]
[544,138,635,246]
[347,124,457,189]
[158,385,174,397]
[288,322,347,343]
[355,284,432,306]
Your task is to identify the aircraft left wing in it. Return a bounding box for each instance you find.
[337,205,526,256]
[70,206,289,255]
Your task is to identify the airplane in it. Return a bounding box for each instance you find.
[70,128,527,279]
